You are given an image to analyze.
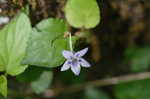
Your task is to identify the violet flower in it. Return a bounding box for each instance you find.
[61,48,91,76]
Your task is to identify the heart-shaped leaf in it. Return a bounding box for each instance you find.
[0,13,31,76]
[65,0,100,29]
[22,18,78,67]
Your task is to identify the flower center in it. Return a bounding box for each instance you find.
[71,58,78,66]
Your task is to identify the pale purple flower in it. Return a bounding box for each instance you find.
[61,48,91,76]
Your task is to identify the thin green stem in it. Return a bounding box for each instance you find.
[69,32,73,52]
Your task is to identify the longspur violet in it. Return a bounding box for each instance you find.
[61,48,91,75]
[61,32,91,75]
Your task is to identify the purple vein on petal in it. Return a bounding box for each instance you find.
[61,60,70,71]
[79,58,91,67]
[71,64,81,76]
[75,48,88,57]
[62,50,73,59]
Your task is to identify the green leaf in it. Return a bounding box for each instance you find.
[36,18,67,35]
[125,47,150,72]
[65,0,100,29]
[22,18,78,68]
[16,66,51,82]
[31,71,53,94]
[0,75,7,97]
[0,13,31,76]
[84,87,110,99]
[115,79,150,99]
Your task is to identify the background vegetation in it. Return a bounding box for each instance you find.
[0,0,150,99]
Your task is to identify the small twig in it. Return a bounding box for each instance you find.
[52,72,150,96]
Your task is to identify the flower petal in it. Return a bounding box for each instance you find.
[75,48,88,57]
[61,61,70,71]
[79,58,91,67]
[71,64,81,76]
[62,50,73,59]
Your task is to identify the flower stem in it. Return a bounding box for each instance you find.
[69,32,73,52]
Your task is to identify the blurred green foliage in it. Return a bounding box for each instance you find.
[16,66,51,82]
[84,87,110,99]
[115,79,150,99]
[0,75,7,97]
[125,47,150,72]
[31,71,53,94]
[60,69,86,85]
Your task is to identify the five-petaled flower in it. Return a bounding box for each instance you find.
[61,48,91,76]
